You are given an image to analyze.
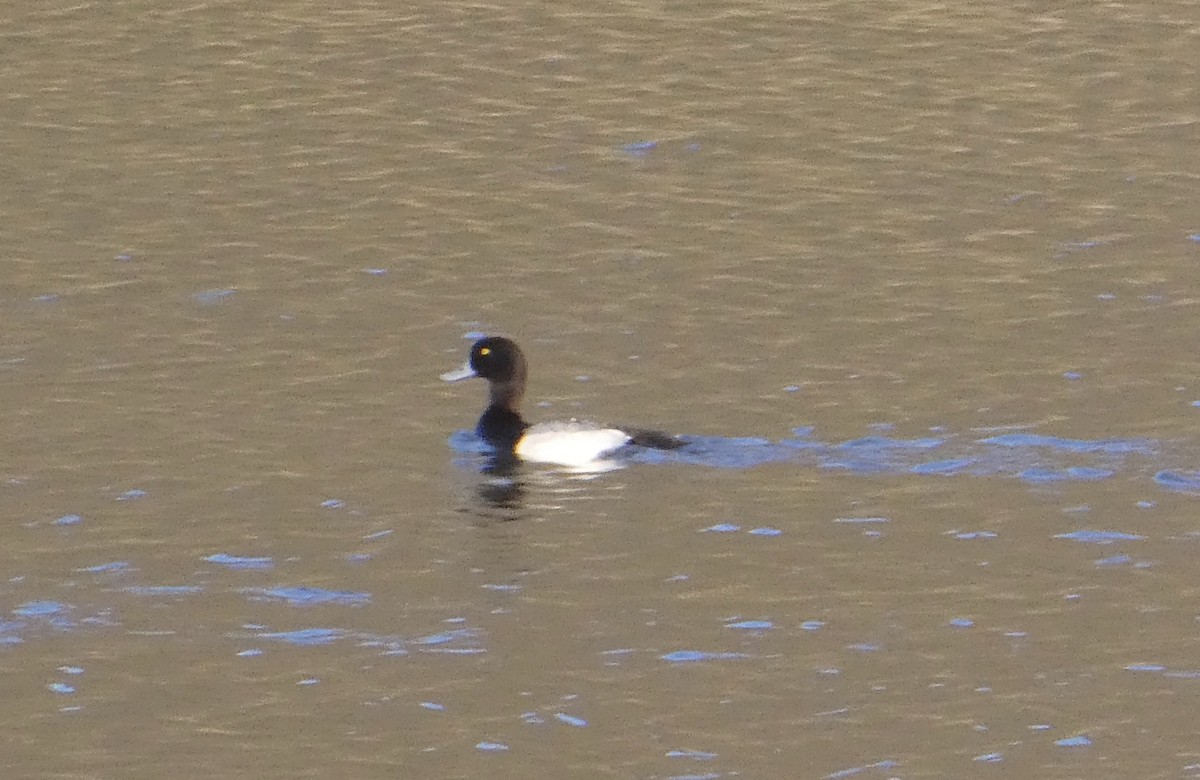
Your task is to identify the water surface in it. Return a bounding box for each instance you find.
[3,1,1199,778]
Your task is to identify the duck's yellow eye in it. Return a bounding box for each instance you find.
[479,347,491,356]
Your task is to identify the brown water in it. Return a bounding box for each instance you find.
[3,1,1200,777]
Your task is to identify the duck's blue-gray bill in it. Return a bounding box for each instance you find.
[440,363,477,382]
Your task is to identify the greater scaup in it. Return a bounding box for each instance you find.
[442,336,682,468]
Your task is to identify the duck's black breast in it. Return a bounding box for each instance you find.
[476,405,530,451]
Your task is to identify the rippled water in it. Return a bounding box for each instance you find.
[3,0,1200,778]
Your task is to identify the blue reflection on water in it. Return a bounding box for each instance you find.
[192,288,236,305]
[1054,530,1145,544]
[1020,466,1113,483]
[125,585,203,596]
[257,628,344,646]
[1126,663,1200,678]
[824,759,899,778]
[77,561,133,574]
[620,140,659,157]
[726,619,773,631]
[3,602,118,645]
[950,530,996,540]
[246,623,483,656]
[14,601,69,618]
[1154,470,1200,493]
[115,488,148,501]
[661,650,751,663]
[978,433,1154,455]
[911,457,976,474]
[414,628,475,646]
[1126,663,1165,672]
[205,553,274,570]
[241,586,370,606]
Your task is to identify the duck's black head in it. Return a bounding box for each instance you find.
[465,337,526,384]
[441,336,529,418]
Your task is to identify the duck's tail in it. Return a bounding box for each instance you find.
[626,428,685,450]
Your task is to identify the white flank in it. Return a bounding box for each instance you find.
[514,422,632,468]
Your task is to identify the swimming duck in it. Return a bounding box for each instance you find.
[442,336,682,467]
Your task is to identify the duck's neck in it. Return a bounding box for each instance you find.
[479,353,528,449]
[477,404,528,449]
[488,377,524,415]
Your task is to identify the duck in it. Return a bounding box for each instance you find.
[442,336,682,468]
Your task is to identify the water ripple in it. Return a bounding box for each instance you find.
[1154,470,1200,493]
[661,650,751,663]
[978,433,1155,455]
[205,553,274,570]
[1054,530,1145,544]
[241,586,370,606]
